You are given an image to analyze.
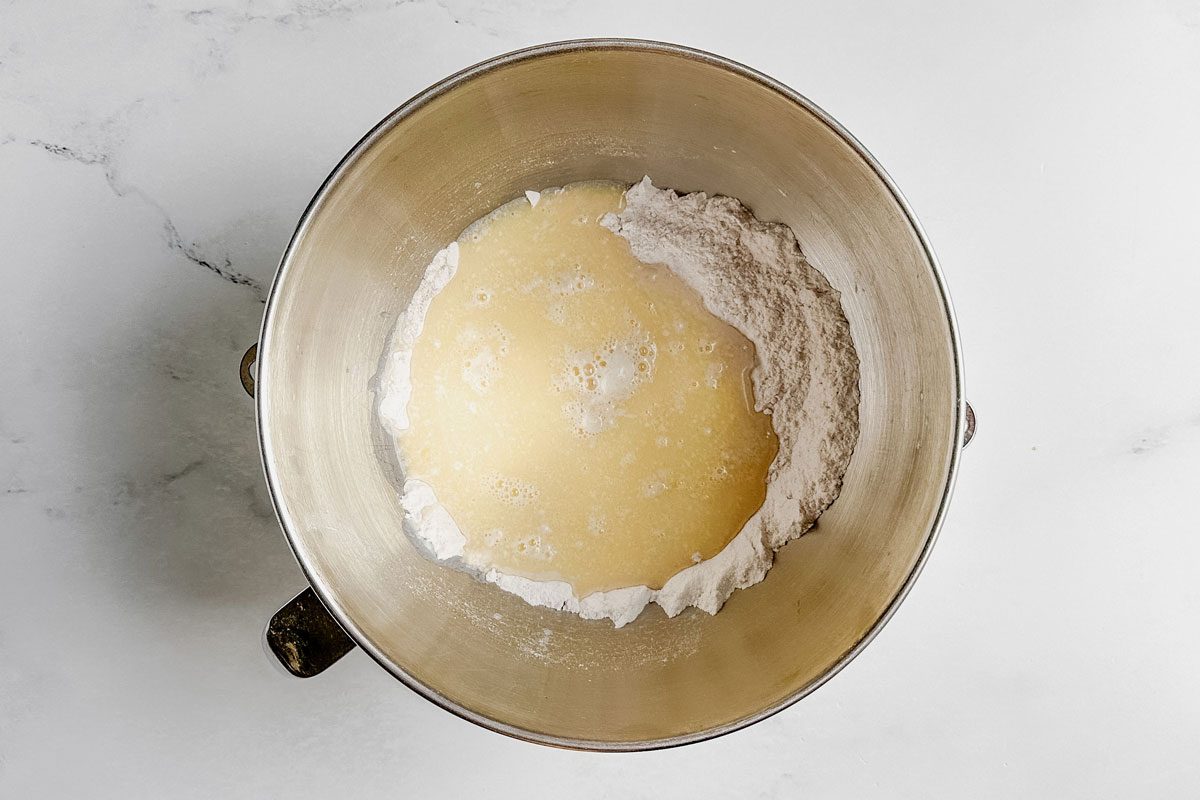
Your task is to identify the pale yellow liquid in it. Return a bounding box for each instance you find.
[401,182,778,596]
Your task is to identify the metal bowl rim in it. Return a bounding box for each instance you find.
[255,37,967,752]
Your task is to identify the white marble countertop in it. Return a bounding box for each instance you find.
[3,1,1198,796]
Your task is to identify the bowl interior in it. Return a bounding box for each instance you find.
[259,42,961,748]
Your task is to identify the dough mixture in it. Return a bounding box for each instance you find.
[378,178,859,627]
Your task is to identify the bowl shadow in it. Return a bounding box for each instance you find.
[80,268,303,615]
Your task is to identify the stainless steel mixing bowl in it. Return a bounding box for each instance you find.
[249,39,971,750]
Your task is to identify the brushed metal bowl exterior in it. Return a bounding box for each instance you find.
[256,39,966,750]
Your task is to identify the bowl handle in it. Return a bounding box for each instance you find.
[963,401,977,447]
[240,344,257,397]
[239,344,356,677]
[264,587,357,678]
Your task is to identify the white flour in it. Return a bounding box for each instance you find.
[378,178,859,627]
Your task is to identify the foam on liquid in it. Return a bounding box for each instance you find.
[398,182,778,596]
